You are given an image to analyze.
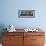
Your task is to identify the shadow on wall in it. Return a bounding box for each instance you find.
[0,24,7,43]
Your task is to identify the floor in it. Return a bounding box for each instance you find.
[0,44,2,46]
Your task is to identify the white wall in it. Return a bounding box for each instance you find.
[0,0,46,32]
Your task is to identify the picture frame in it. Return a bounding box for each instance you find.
[18,10,35,18]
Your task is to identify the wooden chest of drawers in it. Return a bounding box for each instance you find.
[2,32,45,46]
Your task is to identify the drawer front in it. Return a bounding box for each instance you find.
[32,36,45,44]
[3,36,23,44]
[3,43,23,46]
[24,32,44,36]
[32,44,44,46]
[3,32,23,36]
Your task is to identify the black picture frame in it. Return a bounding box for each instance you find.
[18,10,35,18]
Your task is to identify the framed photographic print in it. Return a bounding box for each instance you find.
[18,10,35,18]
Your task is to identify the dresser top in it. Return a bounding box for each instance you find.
[5,29,44,32]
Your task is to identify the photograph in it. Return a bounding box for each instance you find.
[18,10,35,18]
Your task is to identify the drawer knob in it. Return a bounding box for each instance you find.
[9,38,14,40]
[32,39,36,40]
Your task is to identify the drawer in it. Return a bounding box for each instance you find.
[3,43,23,46]
[3,44,15,46]
[32,36,45,44]
[24,32,44,36]
[31,44,44,46]
[3,36,23,42]
[3,32,23,36]
[3,35,23,44]
[3,35,23,46]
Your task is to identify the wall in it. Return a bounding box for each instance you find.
[0,0,46,43]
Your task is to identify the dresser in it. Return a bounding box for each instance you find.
[2,30,45,46]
